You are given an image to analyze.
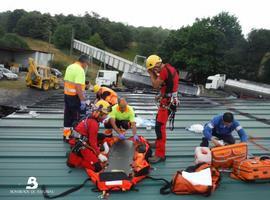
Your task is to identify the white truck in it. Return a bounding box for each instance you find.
[205,74,226,89]
[205,74,270,98]
[95,70,119,87]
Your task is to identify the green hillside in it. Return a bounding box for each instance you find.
[23,37,101,84]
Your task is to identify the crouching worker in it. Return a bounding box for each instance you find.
[67,100,110,172]
[93,84,118,106]
[103,98,139,141]
[200,112,248,147]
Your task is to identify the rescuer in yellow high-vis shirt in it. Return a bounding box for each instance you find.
[63,55,89,141]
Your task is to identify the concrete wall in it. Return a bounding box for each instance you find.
[0,50,13,64]
[34,52,54,66]
[14,52,35,68]
[0,50,53,69]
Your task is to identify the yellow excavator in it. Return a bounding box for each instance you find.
[25,58,60,91]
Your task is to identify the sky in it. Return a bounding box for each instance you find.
[1,0,269,35]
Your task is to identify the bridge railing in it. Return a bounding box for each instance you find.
[73,39,145,73]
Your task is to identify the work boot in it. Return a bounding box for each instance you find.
[148,156,166,164]
[63,128,72,143]
[149,142,156,148]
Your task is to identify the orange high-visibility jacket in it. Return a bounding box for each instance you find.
[100,87,118,105]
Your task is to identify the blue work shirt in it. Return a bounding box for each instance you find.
[203,115,248,142]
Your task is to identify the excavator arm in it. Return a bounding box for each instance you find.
[25,58,42,87]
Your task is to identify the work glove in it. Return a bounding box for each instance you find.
[80,100,91,110]
[118,134,126,140]
[98,154,108,162]
[80,101,86,110]
[133,135,139,142]
[102,142,110,154]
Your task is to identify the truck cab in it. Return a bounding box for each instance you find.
[95,70,119,87]
[205,74,226,89]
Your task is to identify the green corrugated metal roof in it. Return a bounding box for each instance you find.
[0,92,270,199]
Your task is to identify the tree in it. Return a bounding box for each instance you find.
[211,12,243,49]
[53,24,72,49]
[0,11,11,31]
[159,18,226,82]
[0,26,5,38]
[98,22,132,51]
[158,13,249,83]
[246,29,270,82]
[108,32,126,51]
[0,33,29,49]
[135,27,169,56]
[73,20,91,40]
[211,12,246,78]
[6,9,26,32]
[88,33,105,49]
[15,12,55,40]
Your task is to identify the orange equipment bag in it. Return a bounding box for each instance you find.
[159,163,220,196]
[230,156,270,181]
[211,143,247,169]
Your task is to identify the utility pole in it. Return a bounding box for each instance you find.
[48,30,52,65]
[70,27,75,56]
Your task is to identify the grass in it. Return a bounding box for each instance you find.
[106,42,139,61]
[23,37,76,64]
[0,74,27,90]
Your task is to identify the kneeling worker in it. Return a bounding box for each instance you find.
[93,84,118,106]
[104,98,139,141]
[200,112,248,147]
[67,100,110,172]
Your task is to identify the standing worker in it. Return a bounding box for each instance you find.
[146,55,179,163]
[63,55,90,141]
[93,84,118,105]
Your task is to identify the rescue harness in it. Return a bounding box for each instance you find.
[156,65,179,130]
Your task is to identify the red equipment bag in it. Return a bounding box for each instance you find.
[230,156,270,181]
[211,143,248,169]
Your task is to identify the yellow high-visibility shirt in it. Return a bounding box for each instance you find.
[109,104,135,122]
[64,62,85,95]
[64,62,85,85]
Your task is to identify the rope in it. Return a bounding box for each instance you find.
[42,178,91,199]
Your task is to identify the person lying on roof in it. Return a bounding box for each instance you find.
[103,98,139,141]
[200,112,248,147]
[67,100,110,172]
[93,84,118,106]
